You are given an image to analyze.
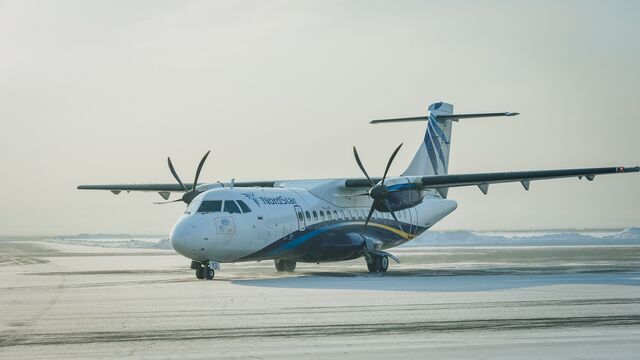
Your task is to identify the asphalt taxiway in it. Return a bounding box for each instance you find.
[1,240,639,359]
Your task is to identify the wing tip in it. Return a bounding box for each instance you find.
[618,166,640,173]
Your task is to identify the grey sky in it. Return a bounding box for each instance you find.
[0,0,638,236]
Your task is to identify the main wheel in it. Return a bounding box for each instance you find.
[378,255,389,272]
[195,267,205,279]
[367,260,377,273]
[366,255,389,273]
[204,267,215,280]
[275,259,296,272]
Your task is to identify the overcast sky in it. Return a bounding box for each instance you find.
[0,0,638,236]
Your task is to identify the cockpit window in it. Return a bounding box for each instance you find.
[198,200,222,213]
[223,200,242,214]
[237,200,252,213]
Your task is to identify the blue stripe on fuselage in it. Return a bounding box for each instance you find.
[240,220,426,261]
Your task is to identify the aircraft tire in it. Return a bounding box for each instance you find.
[195,267,205,279]
[275,259,296,272]
[204,268,215,280]
[379,255,389,272]
[367,260,377,272]
[367,255,389,273]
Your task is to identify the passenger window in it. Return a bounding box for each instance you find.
[306,211,311,221]
[339,210,345,220]
[223,200,242,214]
[237,200,252,213]
[319,211,325,220]
[346,210,352,219]
[312,211,318,221]
[333,210,338,219]
[326,211,332,220]
[297,212,304,222]
[198,200,222,213]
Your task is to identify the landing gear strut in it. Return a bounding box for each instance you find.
[191,260,216,280]
[366,254,389,273]
[274,259,296,272]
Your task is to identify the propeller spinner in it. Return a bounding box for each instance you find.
[352,143,405,232]
[155,150,210,205]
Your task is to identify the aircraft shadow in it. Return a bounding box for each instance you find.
[231,269,640,292]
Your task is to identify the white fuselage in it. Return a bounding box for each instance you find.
[170,184,457,264]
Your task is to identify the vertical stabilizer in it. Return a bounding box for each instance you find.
[402,102,454,177]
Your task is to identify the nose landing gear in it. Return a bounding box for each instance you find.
[191,260,218,280]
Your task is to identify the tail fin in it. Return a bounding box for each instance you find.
[370,102,519,177]
[403,102,454,176]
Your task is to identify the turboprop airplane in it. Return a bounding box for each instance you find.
[78,102,638,279]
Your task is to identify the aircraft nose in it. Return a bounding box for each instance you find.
[170,217,199,256]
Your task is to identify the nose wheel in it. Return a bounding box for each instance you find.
[204,267,215,279]
[192,261,216,280]
[195,267,205,279]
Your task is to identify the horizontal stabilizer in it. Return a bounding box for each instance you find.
[370,112,518,124]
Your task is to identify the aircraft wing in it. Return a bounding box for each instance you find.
[417,166,638,192]
[79,166,637,200]
[77,184,196,193]
[77,181,277,200]
[344,166,639,194]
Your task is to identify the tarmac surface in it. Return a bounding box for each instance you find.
[1,240,639,359]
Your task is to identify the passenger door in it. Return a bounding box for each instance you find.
[294,205,306,231]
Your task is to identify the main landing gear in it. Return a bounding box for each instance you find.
[366,254,389,273]
[191,260,216,280]
[274,259,297,272]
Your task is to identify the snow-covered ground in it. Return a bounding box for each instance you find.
[0,239,638,359]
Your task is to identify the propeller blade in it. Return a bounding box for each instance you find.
[364,203,376,228]
[381,143,403,185]
[153,198,184,205]
[353,146,374,187]
[192,150,211,191]
[383,199,404,233]
[345,193,370,198]
[167,157,188,192]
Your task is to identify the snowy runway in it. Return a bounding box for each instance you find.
[1,239,639,359]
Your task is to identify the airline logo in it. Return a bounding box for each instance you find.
[242,192,297,207]
[424,114,449,175]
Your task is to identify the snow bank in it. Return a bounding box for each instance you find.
[46,228,639,249]
[45,237,174,250]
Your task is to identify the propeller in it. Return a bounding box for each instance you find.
[159,150,211,205]
[352,144,404,232]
